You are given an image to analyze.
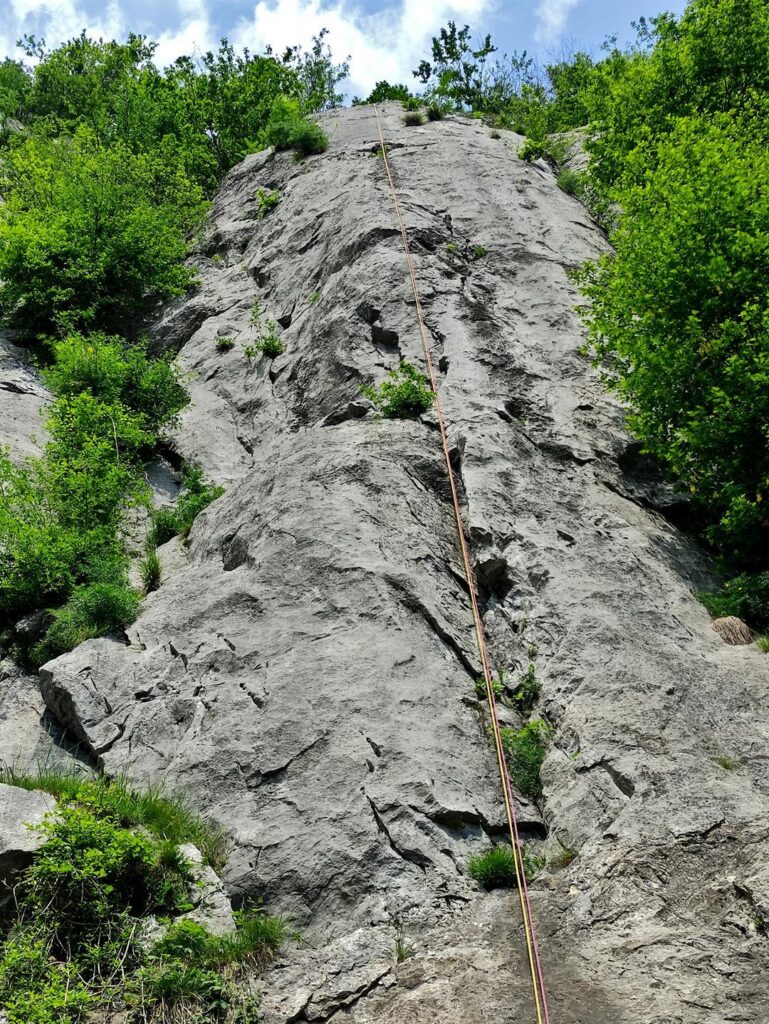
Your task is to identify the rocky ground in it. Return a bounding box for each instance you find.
[2,103,768,1022]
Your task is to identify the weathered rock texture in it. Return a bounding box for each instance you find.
[8,104,769,1020]
[0,783,55,890]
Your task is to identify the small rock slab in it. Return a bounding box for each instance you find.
[0,783,56,884]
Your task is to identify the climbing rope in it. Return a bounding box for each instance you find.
[373,105,552,1024]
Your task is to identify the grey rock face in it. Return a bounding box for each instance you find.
[0,332,49,460]
[32,104,769,1020]
[0,782,55,888]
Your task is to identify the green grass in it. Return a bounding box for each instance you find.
[140,550,162,593]
[215,336,236,353]
[756,635,769,652]
[467,844,544,890]
[500,720,550,798]
[426,102,448,121]
[30,581,139,666]
[474,673,504,700]
[0,768,228,869]
[713,754,738,771]
[472,244,488,259]
[150,466,224,547]
[403,111,425,126]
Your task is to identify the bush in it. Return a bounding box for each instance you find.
[426,102,448,121]
[257,95,328,157]
[362,361,434,419]
[0,770,227,868]
[698,573,769,632]
[0,774,280,1023]
[0,128,206,334]
[44,333,188,434]
[151,467,224,546]
[31,580,139,664]
[512,664,540,714]
[403,110,425,126]
[501,720,550,798]
[519,137,547,162]
[556,169,581,195]
[255,187,281,218]
[215,336,236,353]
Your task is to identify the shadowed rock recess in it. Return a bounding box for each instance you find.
[6,103,769,1021]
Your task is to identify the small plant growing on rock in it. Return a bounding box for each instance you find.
[512,664,540,714]
[403,111,425,126]
[446,242,458,254]
[549,843,577,869]
[308,290,322,304]
[211,253,225,266]
[402,97,421,111]
[255,187,281,219]
[501,720,550,798]
[150,466,224,547]
[426,101,448,121]
[490,129,501,140]
[362,361,434,419]
[468,845,518,889]
[394,925,412,963]
[215,336,236,353]
[472,244,488,259]
[474,672,504,701]
[519,137,547,162]
[756,635,769,653]
[556,169,581,196]
[714,754,739,770]
[259,322,284,358]
[140,549,162,593]
[31,581,140,665]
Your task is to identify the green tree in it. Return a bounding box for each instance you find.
[576,113,769,566]
[0,127,206,335]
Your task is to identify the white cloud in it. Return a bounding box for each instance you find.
[534,0,580,43]
[3,0,127,56]
[233,0,497,98]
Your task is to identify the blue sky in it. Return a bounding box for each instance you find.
[1,0,687,97]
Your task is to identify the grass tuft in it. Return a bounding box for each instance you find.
[403,111,425,126]
[500,720,550,798]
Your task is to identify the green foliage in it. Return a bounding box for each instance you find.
[756,635,769,653]
[0,774,279,1023]
[472,244,488,259]
[402,110,425,126]
[362,361,434,420]
[141,550,162,593]
[308,291,322,304]
[402,96,422,111]
[151,467,224,546]
[0,334,186,627]
[501,720,550,798]
[714,754,738,770]
[519,137,546,162]
[255,187,281,219]
[31,581,139,665]
[556,168,581,195]
[0,770,227,872]
[698,573,769,632]
[468,845,518,889]
[216,336,236,353]
[394,926,412,963]
[474,673,504,700]
[426,101,449,121]
[257,95,328,157]
[0,128,206,335]
[352,81,412,105]
[44,334,188,434]
[512,664,540,714]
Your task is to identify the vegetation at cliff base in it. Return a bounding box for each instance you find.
[0,29,345,657]
[0,772,283,1023]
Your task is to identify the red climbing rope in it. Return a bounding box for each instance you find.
[373,104,552,1024]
